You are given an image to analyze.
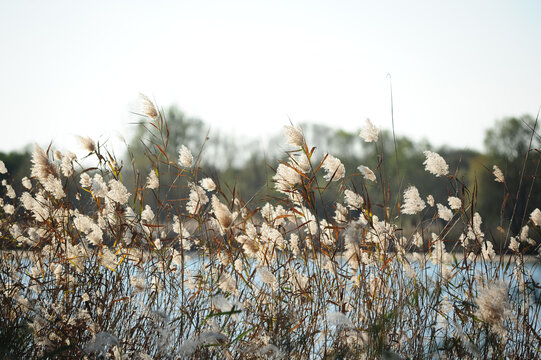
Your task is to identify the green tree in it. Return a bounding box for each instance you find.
[474,115,541,245]
[485,115,540,159]
[127,105,206,170]
[0,149,31,195]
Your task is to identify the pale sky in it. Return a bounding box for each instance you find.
[1,0,540,154]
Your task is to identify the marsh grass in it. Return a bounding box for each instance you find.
[0,98,540,359]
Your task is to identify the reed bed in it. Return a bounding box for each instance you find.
[0,97,539,359]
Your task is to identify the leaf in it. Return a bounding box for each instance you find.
[206,309,243,319]
[156,144,168,159]
[231,328,253,343]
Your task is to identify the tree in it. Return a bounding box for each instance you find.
[0,149,31,195]
[126,105,206,170]
[484,115,540,159]
[474,115,541,244]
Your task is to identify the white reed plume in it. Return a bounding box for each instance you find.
[448,196,461,210]
[212,195,233,229]
[413,232,423,248]
[475,280,511,338]
[3,204,14,215]
[401,186,426,215]
[291,153,311,173]
[198,331,228,346]
[178,144,194,168]
[60,151,76,177]
[91,174,108,198]
[21,177,32,189]
[322,154,345,182]
[493,165,504,183]
[2,181,15,199]
[284,124,305,147]
[423,150,449,177]
[273,163,301,193]
[130,276,146,294]
[473,212,484,238]
[359,118,378,143]
[141,205,155,223]
[530,208,541,227]
[200,177,216,191]
[107,179,131,205]
[139,93,159,119]
[145,169,159,189]
[30,144,58,183]
[76,135,96,153]
[80,173,91,188]
[344,189,363,209]
[334,203,348,223]
[43,174,66,199]
[430,233,452,265]
[437,203,453,221]
[481,240,496,261]
[257,266,278,291]
[508,236,520,252]
[218,273,238,295]
[20,192,48,221]
[186,182,208,214]
[327,311,354,328]
[357,165,376,182]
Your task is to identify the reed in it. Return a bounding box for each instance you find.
[0,97,539,359]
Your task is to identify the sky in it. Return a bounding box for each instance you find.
[1,0,540,155]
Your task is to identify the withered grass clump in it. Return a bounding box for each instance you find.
[0,99,539,359]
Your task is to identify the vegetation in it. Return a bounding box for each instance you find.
[0,97,539,359]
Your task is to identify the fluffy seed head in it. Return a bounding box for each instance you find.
[31,144,58,183]
[186,182,209,214]
[3,204,14,215]
[139,93,158,119]
[107,179,131,205]
[257,267,278,291]
[43,174,65,199]
[21,177,32,190]
[475,280,510,337]
[178,145,194,168]
[3,182,15,199]
[60,152,76,177]
[402,186,426,215]
[509,236,520,252]
[291,153,311,174]
[212,195,233,229]
[529,208,541,226]
[322,154,345,182]
[423,151,449,177]
[357,165,376,182]
[145,169,159,189]
[327,312,354,328]
[344,189,363,209]
[200,177,216,192]
[80,173,91,188]
[77,136,96,153]
[359,118,378,143]
[141,205,155,223]
[448,196,461,210]
[493,165,504,183]
[437,203,453,221]
[284,125,304,147]
[273,163,301,193]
